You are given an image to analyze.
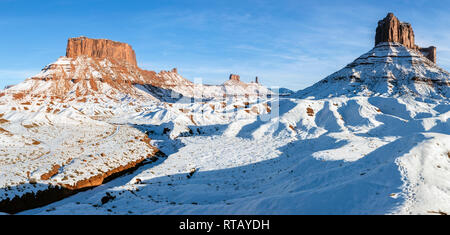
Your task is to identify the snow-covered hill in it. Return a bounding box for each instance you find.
[2,56,271,103]
[13,93,449,215]
[296,42,449,99]
[0,38,274,213]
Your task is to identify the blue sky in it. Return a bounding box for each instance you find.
[1,0,450,90]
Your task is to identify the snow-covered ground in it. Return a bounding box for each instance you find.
[0,105,158,200]
[0,42,449,215]
[13,94,450,215]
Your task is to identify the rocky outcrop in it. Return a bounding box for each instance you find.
[375,13,437,63]
[0,149,166,214]
[66,36,137,66]
[375,13,417,49]
[419,46,437,64]
[40,165,61,180]
[229,74,240,81]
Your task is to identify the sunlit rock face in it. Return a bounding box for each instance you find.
[375,13,437,63]
[66,36,138,66]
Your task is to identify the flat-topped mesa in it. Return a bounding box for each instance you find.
[66,36,137,66]
[229,74,240,81]
[375,13,437,63]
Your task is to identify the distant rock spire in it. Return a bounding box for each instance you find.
[229,74,240,81]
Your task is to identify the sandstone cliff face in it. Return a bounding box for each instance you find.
[375,13,417,49]
[66,37,137,66]
[375,13,437,63]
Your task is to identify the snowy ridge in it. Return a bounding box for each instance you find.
[1,56,271,104]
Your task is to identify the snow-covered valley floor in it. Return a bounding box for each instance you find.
[13,95,450,215]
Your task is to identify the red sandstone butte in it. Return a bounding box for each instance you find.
[375,13,437,63]
[66,36,137,66]
[229,74,241,81]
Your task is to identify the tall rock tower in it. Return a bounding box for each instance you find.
[375,13,436,63]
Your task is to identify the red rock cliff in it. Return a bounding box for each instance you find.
[66,36,137,66]
[375,13,437,63]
